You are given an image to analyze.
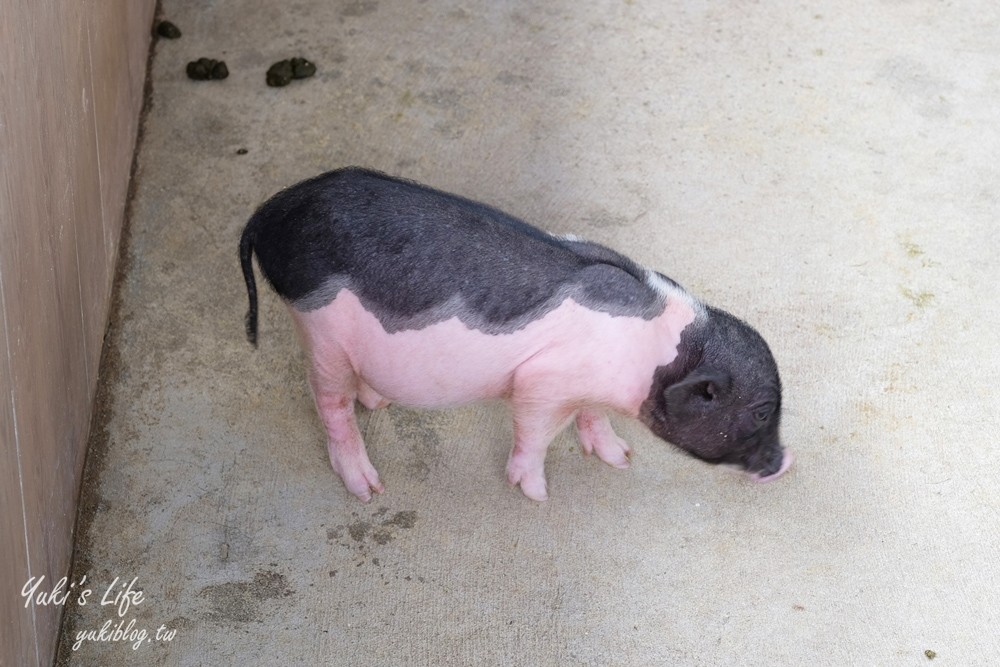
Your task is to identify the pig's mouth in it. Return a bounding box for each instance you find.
[748,449,794,483]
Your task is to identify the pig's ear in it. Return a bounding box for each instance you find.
[664,368,732,418]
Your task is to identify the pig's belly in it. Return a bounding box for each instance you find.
[293,290,565,408]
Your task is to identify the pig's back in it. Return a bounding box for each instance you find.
[247,167,665,335]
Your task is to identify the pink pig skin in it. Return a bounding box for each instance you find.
[292,287,698,501]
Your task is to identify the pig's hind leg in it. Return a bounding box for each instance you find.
[307,354,385,502]
[576,409,632,469]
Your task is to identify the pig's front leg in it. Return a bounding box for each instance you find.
[506,404,576,502]
[576,409,632,469]
[308,363,384,502]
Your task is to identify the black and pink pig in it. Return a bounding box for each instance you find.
[239,167,792,501]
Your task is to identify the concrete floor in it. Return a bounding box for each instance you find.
[60,0,1000,664]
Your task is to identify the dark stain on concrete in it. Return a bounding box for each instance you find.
[392,411,441,482]
[583,206,631,229]
[496,71,533,87]
[900,239,924,258]
[899,285,935,309]
[341,0,378,18]
[382,510,417,529]
[418,88,462,109]
[199,571,293,624]
[330,510,418,549]
[877,57,955,119]
[371,511,417,544]
[347,520,370,542]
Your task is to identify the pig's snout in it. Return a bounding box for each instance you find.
[750,449,794,483]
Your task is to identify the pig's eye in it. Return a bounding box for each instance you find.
[753,407,771,424]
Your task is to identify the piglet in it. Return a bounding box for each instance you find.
[239,167,791,501]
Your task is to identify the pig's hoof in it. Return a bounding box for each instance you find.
[517,477,549,502]
[580,432,632,469]
[593,435,632,469]
[344,474,384,502]
[506,463,549,501]
[576,413,632,469]
[332,458,385,502]
[348,476,384,502]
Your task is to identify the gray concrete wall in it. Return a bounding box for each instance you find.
[0,2,154,665]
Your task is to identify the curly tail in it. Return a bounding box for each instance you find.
[239,222,259,347]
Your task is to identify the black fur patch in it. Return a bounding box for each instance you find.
[638,306,785,476]
[241,168,666,336]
